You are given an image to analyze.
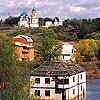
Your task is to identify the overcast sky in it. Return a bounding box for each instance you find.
[0,0,100,19]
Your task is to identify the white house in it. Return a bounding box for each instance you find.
[44,17,63,28]
[18,12,29,27]
[60,42,75,61]
[30,61,86,100]
[18,9,39,28]
[44,21,53,27]
[53,17,63,26]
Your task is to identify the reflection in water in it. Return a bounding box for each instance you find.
[67,82,87,100]
[63,79,100,100]
[68,94,86,100]
[87,79,100,100]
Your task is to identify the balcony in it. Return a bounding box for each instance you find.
[58,84,69,89]
[55,78,69,89]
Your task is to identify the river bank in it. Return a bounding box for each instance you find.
[86,70,100,79]
[80,62,100,79]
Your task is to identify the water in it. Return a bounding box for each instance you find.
[87,79,100,100]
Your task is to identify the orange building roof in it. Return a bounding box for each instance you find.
[14,35,35,61]
[14,35,33,47]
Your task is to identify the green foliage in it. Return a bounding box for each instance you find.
[63,18,100,39]
[85,32,100,40]
[31,28,43,34]
[0,36,31,100]
[0,36,16,82]
[39,18,45,26]
[95,40,100,59]
[37,36,62,61]
[45,28,55,38]
[75,39,99,57]
[10,31,20,36]
[30,95,40,100]
[10,28,31,36]
[73,52,81,63]
[3,16,20,25]
[63,19,80,28]
[80,22,97,34]
[57,32,78,41]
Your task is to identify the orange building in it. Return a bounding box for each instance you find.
[14,35,35,61]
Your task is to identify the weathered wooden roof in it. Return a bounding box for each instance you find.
[31,61,83,77]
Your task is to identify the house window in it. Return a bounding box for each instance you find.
[23,46,29,49]
[73,77,75,82]
[45,78,50,84]
[64,79,69,84]
[72,49,74,53]
[45,90,50,96]
[73,89,75,95]
[58,79,69,84]
[65,54,70,56]
[81,74,82,80]
[63,55,64,59]
[35,90,40,96]
[22,58,28,61]
[35,78,40,84]
[22,51,28,54]
[81,86,82,91]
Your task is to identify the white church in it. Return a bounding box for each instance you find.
[18,8,63,28]
[18,9,39,28]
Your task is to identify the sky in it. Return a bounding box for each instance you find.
[0,0,100,19]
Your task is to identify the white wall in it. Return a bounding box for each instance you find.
[45,21,53,27]
[66,83,86,100]
[78,72,86,84]
[66,72,86,100]
[30,76,55,88]
[30,88,62,100]
[57,72,86,100]
[30,24,39,27]
[30,72,86,100]
[60,42,74,61]
[30,76,62,100]
[19,20,29,27]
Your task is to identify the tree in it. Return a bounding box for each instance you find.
[37,36,62,61]
[44,17,52,22]
[57,32,78,41]
[4,16,20,25]
[39,18,45,26]
[85,32,100,40]
[75,39,99,58]
[0,36,16,85]
[0,36,31,100]
[95,40,100,59]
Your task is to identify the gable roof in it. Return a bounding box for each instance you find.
[19,35,33,43]
[31,61,83,77]
[20,12,28,17]
[53,17,60,22]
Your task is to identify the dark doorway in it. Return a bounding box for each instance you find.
[62,89,66,100]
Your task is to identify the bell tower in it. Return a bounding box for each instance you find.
[30,8,39,27]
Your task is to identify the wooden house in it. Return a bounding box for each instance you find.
[30,61,86,100]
